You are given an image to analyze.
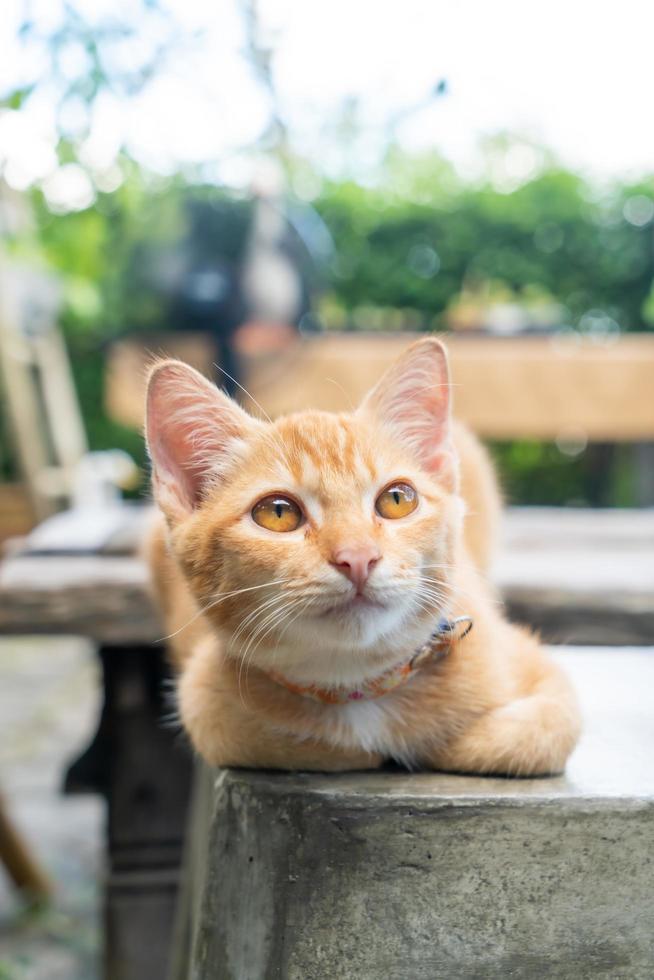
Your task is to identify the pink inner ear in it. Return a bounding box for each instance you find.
[150,414,207,510]
[363,339,453,476]
[146,360,251,515]
[397,364,450,471]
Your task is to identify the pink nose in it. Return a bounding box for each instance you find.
[331,545,381,592]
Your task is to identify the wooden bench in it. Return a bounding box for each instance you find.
[2,506,652,646]
[107,332,654,444]
[244,332,654,442]
[105,331,654,511]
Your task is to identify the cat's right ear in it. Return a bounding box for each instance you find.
[145,360,258,522]
[358,337,458,490]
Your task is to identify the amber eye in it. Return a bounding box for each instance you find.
[252,495,303,532]
[375,482,418,520]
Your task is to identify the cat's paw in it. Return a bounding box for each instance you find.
[427,692,581,777]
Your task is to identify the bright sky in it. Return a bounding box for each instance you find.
[2,0,654,206]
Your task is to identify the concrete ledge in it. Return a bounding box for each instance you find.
[188,650,654,980]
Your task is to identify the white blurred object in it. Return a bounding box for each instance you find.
[71,450,140,509]
[241,164,303,326]
[24,498,150,554]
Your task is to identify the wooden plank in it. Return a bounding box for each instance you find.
[0,484,35,542]
[500,505,654,548]
[0,259,85,515]
[244,333,654,441]
[103,331,654,442]
[0,266,58,519]
[0,555,161,644]
[33,328,87,470]
[449,334,654,440]
[0,791,52,900]
[0,508,652,646]
[496,507,654,644]
[104,334,217,431]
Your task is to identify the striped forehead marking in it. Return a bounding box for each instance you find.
[277,415,378,489]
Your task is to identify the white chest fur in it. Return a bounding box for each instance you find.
[320,695,416,766]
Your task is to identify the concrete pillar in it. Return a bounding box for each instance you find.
[186,650,654,980]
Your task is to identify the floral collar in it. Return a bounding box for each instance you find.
[265,615,473,705]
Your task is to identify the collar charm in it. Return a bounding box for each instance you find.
[266,615,473,705]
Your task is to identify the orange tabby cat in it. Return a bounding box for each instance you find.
[146,338,580,774]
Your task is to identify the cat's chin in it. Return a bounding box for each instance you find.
[295,596,418,652]
[248,600,433,690]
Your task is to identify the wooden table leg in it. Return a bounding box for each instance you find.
[65,645,193,980]
[0,791,52,901]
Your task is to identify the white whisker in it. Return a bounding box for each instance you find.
[156,578,291,643]
[422,574,502,606]
[238,598,300,705]
[229,592,289,652]
[213,361,275,425]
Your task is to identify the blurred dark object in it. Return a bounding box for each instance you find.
[68,645,191,980]
[114,181,325,396]
[166,199,249,395]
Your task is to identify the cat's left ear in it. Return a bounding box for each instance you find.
[145,359,260,522]
[358,337,458,490]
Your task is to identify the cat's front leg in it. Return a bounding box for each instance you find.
[187,700,382,772]
[424,658,581,777]
[191,702,383,772]
[178,640,383,772]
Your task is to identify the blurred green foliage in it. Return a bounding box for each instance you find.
[489,441,637,508]
[313,155,654,333]
[12,148,654,342]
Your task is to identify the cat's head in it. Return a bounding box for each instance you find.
[146,339,464,684]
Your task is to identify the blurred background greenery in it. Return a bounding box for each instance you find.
[1,0,653,508]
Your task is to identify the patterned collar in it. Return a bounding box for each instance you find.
[265,615,473,705]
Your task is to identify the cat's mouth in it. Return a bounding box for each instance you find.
[316,593,388,617]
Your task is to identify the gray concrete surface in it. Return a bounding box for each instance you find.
[193,648,654,980]
[0,637,102,980]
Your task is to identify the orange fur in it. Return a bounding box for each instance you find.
[146,339,580,775]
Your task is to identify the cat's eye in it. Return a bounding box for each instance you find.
[375,482,418,520]
[252,495,303,532]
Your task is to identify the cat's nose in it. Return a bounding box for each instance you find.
[331,545,381,592]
